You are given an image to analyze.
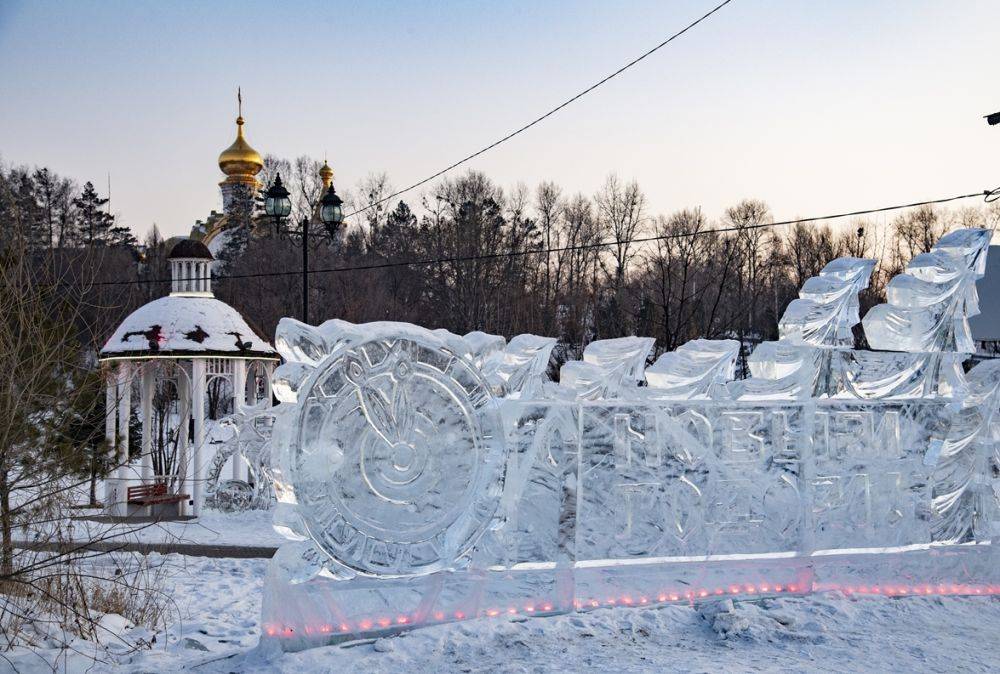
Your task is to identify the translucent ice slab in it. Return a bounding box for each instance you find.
[779,257,875,347]
[863,228,990,353]
[644,339,739,399]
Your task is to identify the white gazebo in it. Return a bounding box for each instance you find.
[99,239,278,517]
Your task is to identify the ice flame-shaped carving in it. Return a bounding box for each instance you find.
[644,339,739,399]
[779,257,875,347]
[560,336,655,400]
[863,228,990,353]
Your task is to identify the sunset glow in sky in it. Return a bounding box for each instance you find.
[1,0,997,238]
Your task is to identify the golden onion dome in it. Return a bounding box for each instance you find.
[218,116,263,178]
[319,160,334,187]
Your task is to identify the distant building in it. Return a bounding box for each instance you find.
[969,244,1000,358]
[189,109,335,259]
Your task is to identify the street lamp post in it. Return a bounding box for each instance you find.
[263,173,345,324]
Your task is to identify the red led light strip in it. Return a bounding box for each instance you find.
[263,580,1000,639]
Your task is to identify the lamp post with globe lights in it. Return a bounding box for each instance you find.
[263,174,345,324]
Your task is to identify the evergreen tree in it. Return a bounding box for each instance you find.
[71,181,135,248]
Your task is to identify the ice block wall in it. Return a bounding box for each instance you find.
[258,229,1000,651]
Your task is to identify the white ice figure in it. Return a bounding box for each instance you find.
[644,339,739,399]
[269,320,508,580]
[559,336,655,400]
[462,330,506,368]
[204,401,276,512]
[726,255,875,400]
[729,342,821,400]
[260,230,1000,650]
[480,333,556,397]
[863,228,990,353]
[779,257,875,346]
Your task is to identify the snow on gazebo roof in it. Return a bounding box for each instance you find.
[99,237,277,361]
[100,296,278,360]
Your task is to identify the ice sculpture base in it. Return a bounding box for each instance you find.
[260,542,999,651]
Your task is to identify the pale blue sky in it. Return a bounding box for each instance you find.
[1,0,997,238]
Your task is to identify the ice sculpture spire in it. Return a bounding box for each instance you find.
[778,257,876,347]
[862,228,991,353]
[730,256,876,400]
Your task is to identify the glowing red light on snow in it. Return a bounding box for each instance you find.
[590,600,600,608]
[698,589,709,598]
[265,626,277,637]
[454,611,465,620]
[339,624,350,633]
[729,585,740,595]
[542,603,553,611]
[639,596,649,605]
[397,616,409,625]
[486,608,500,617]
[744,585,756,594]
[359,619,373,630]
[606,598,616,606]
[760,584,770,593]
[621,596,633,605]
[669,593,680,601]
[657,593,667,602]
[507,607,518,615]
[525,605,536,613]
[774,585,784,592]
[433,611,445,621]
[377,618,391,628]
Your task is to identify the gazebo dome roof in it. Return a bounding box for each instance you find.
[168,238,214,260]
[100,295,277,360]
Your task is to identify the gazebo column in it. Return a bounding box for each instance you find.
[191,359,206,516]
[140,364,154,481]
[104,366,117,509]
[232,359,248,481]
[115,363,131,484]
[177,363,191,517]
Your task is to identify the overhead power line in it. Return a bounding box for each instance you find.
[77,187,996,288]
[342,0,736,220]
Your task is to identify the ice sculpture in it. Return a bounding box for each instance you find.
[644,339,739,399]
[779,257,875,346]
[260,229,1000,653]
[204,401,276,512]
[863,228,990,353]
[480,333,556,397]
[560,336,655,399]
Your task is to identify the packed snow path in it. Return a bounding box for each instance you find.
[11,553,999,672]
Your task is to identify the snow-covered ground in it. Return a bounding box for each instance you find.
[7,551,1000,673]
[61,509,285,548]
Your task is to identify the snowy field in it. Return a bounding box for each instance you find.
[7,551,1000,673]
[66,509,286,548]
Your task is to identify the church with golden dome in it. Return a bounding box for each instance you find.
[189,97,337,255]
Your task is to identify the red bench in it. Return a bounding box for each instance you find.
[126,483,190,506]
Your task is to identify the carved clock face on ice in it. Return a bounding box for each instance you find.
[287,334,507,577]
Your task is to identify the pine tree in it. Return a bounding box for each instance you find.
[72,181,115,246]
